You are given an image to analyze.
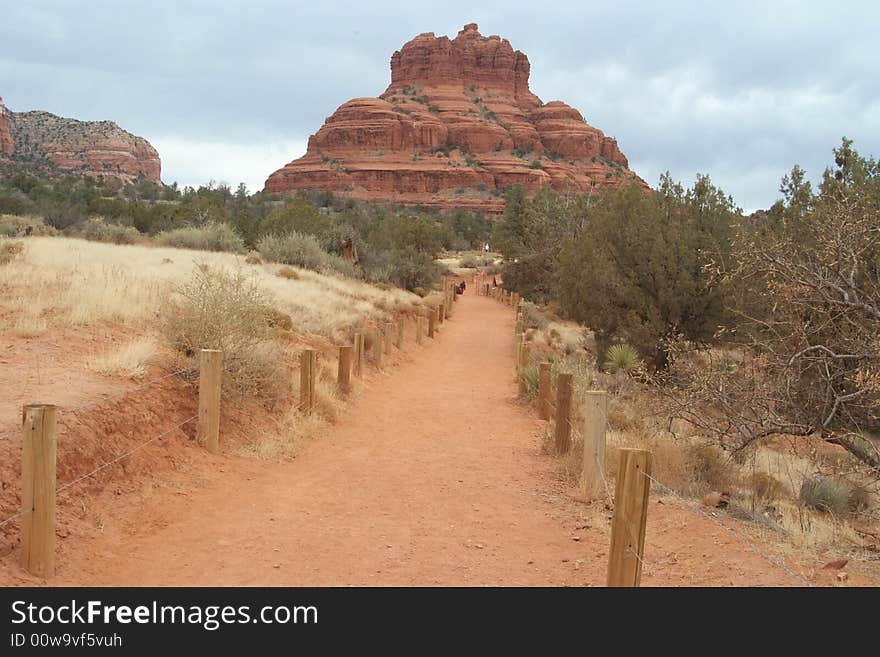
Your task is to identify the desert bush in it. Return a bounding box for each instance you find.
[257,232,358,277]
[799,475,871,516]
[161,266,287,397]
[81,217,140,244]
[0,239,24,265]
[748,472,786,504]
[276,266,299,280]
[519,302,548,331]
[603,343,641,375]
[686,443,734,493]
[1,215,55,237]
[156,222,245,252]
[457,254,494,268]
[245,252,263,265]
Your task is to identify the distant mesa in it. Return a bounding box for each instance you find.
[0,95,161,184]
[265,23,646,213]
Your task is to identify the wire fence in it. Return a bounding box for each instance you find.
[0,365,200,532]
[0,365,196,443]
[537,355,814,587]
[0,414,199,531]
[637,469,813,586]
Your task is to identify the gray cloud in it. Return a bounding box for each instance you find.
[1,0,876,208]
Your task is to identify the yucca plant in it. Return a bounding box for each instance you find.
[603,343,640,375]
[520,362,541,397]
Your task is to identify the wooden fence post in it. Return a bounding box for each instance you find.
[438,302,445,324]
[517,339,530,395]
[197,349,223,453]
[300,349,317,413]
[20,404,57,578]
[396,317,404,349]
[538,363,552,420]
[354,332,364,379]
[607,448,653,587]
[374,329,383,369]
[416,316,424,344]
[428,311,436,338]
[581,390,608,501]
[337,345,352,392]
[554,373,573,453]
[384,322,393,354]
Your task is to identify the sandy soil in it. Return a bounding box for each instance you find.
[0,288,872,587]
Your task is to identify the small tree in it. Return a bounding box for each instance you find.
[665,139,880,474]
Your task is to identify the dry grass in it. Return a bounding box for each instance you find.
[0,237,424,340]
[89,338,157,378]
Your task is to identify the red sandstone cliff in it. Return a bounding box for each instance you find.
[266,23,645,213]
[0,98,13,157]
[0,98,160,184]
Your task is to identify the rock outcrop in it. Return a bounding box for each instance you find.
[0,98,12,157]
[0,98,160,183]
[266,23,645,213]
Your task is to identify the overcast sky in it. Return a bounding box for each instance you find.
[1,1,877,210]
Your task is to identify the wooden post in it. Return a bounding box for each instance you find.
[299,349,317,413]
[20,404,57,578]
[438,302,445,324]
[374,329,383,369]
[197,349,223,453]
[581,391,608,501]
[416,316,424,344]
[607,449,653,587]
[396,317,404,349]
[354,332,364,379]
[554,373,573,453]
[428,311,436,338]
[538,363,552,420]
[384,322,393,354]
[517,339,530,395]
[337,345,352,392]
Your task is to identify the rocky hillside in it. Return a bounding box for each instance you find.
[0,97,160,183]
[0,98,12,157]
[266,23,646,214]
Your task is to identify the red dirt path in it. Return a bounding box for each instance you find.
[1,291,865,586]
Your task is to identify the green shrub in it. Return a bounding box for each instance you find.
[799,475,870,516]
[81,217,140,244]
[257,232,358,277]
[156,222,245,252]
[603,343,641,375]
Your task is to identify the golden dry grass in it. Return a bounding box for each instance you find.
[88,338,157,378]
[0,237,424,340]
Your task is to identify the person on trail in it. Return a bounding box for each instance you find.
[492,276,497,287]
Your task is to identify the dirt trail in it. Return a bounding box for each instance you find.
[12,291,826,586]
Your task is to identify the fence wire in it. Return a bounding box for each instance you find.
[639,469,813,587]
[0,365,196,443]
[536,366,813,587]
[0,414,198,531]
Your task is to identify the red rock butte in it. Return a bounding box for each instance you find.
[265,23,646,214]
[0,98,13,157]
